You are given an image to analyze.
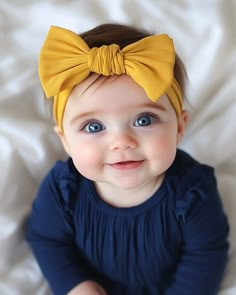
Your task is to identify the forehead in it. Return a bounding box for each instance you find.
[64,73,172,116]
[69,74,147,102]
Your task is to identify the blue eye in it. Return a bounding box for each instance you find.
[134,114,156,127]
[84,121,105,133]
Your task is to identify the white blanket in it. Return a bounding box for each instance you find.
[1,0,235,294]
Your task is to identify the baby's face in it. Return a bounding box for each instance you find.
[56,74,187,193]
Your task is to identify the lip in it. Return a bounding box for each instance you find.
[109,160,144,170]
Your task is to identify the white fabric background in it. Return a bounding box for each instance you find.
[0,0,236,294]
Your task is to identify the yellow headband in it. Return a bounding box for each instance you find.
[39,26,183,131]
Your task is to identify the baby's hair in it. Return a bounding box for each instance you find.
[80,23,187,100]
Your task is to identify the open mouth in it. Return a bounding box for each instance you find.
[110,160,144,170]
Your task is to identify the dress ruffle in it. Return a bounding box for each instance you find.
[174,162,215,223]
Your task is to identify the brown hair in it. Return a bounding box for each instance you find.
[80,23,187,98]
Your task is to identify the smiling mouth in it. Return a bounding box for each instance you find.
[109,160,144,170]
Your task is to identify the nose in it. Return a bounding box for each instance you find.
[109,130,137,151]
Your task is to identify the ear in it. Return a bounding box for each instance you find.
[176,110,188,144]
[54,125,71,156]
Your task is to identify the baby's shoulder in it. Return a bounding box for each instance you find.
[37,158,82,211]
[170,149,216,189]
[167,150,219,222]
[43,158,80,188]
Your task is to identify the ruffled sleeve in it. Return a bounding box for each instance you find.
[54,159,79,220]
[174,162,215,223]
[27,159,98,295]
[165,160,229,295]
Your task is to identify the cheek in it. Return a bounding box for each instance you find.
[144,127,178,161]
[70,144,103,177]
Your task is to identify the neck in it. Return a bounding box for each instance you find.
[95,174,165,208]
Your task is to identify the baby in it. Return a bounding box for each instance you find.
[27,23,229,295]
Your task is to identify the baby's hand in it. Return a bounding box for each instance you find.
[67,280,107,295]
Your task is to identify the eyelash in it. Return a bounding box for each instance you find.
[80,119,105,133]
[134,112,159,126]
[79,112,160,134]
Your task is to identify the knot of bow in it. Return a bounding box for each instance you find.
[88,45,125,76]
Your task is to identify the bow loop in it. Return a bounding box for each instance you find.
[88,44,125,76]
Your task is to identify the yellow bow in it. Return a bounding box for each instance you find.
[39,26,183,131]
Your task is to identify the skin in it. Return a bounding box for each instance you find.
[67,280,107,295]
[55,73,188,294]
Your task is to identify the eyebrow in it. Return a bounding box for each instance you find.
[70,101,167,126]
[70,111,101,126]
[137,102,167,112]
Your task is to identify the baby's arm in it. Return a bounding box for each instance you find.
[27,169,105,295]
[165,172,229,295]
[67,281,107,295]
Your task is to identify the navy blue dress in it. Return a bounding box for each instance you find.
[27,150,229,295]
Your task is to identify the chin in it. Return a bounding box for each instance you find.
[112,179,146,190]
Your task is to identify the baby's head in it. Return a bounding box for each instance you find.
[38,23,188,190]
